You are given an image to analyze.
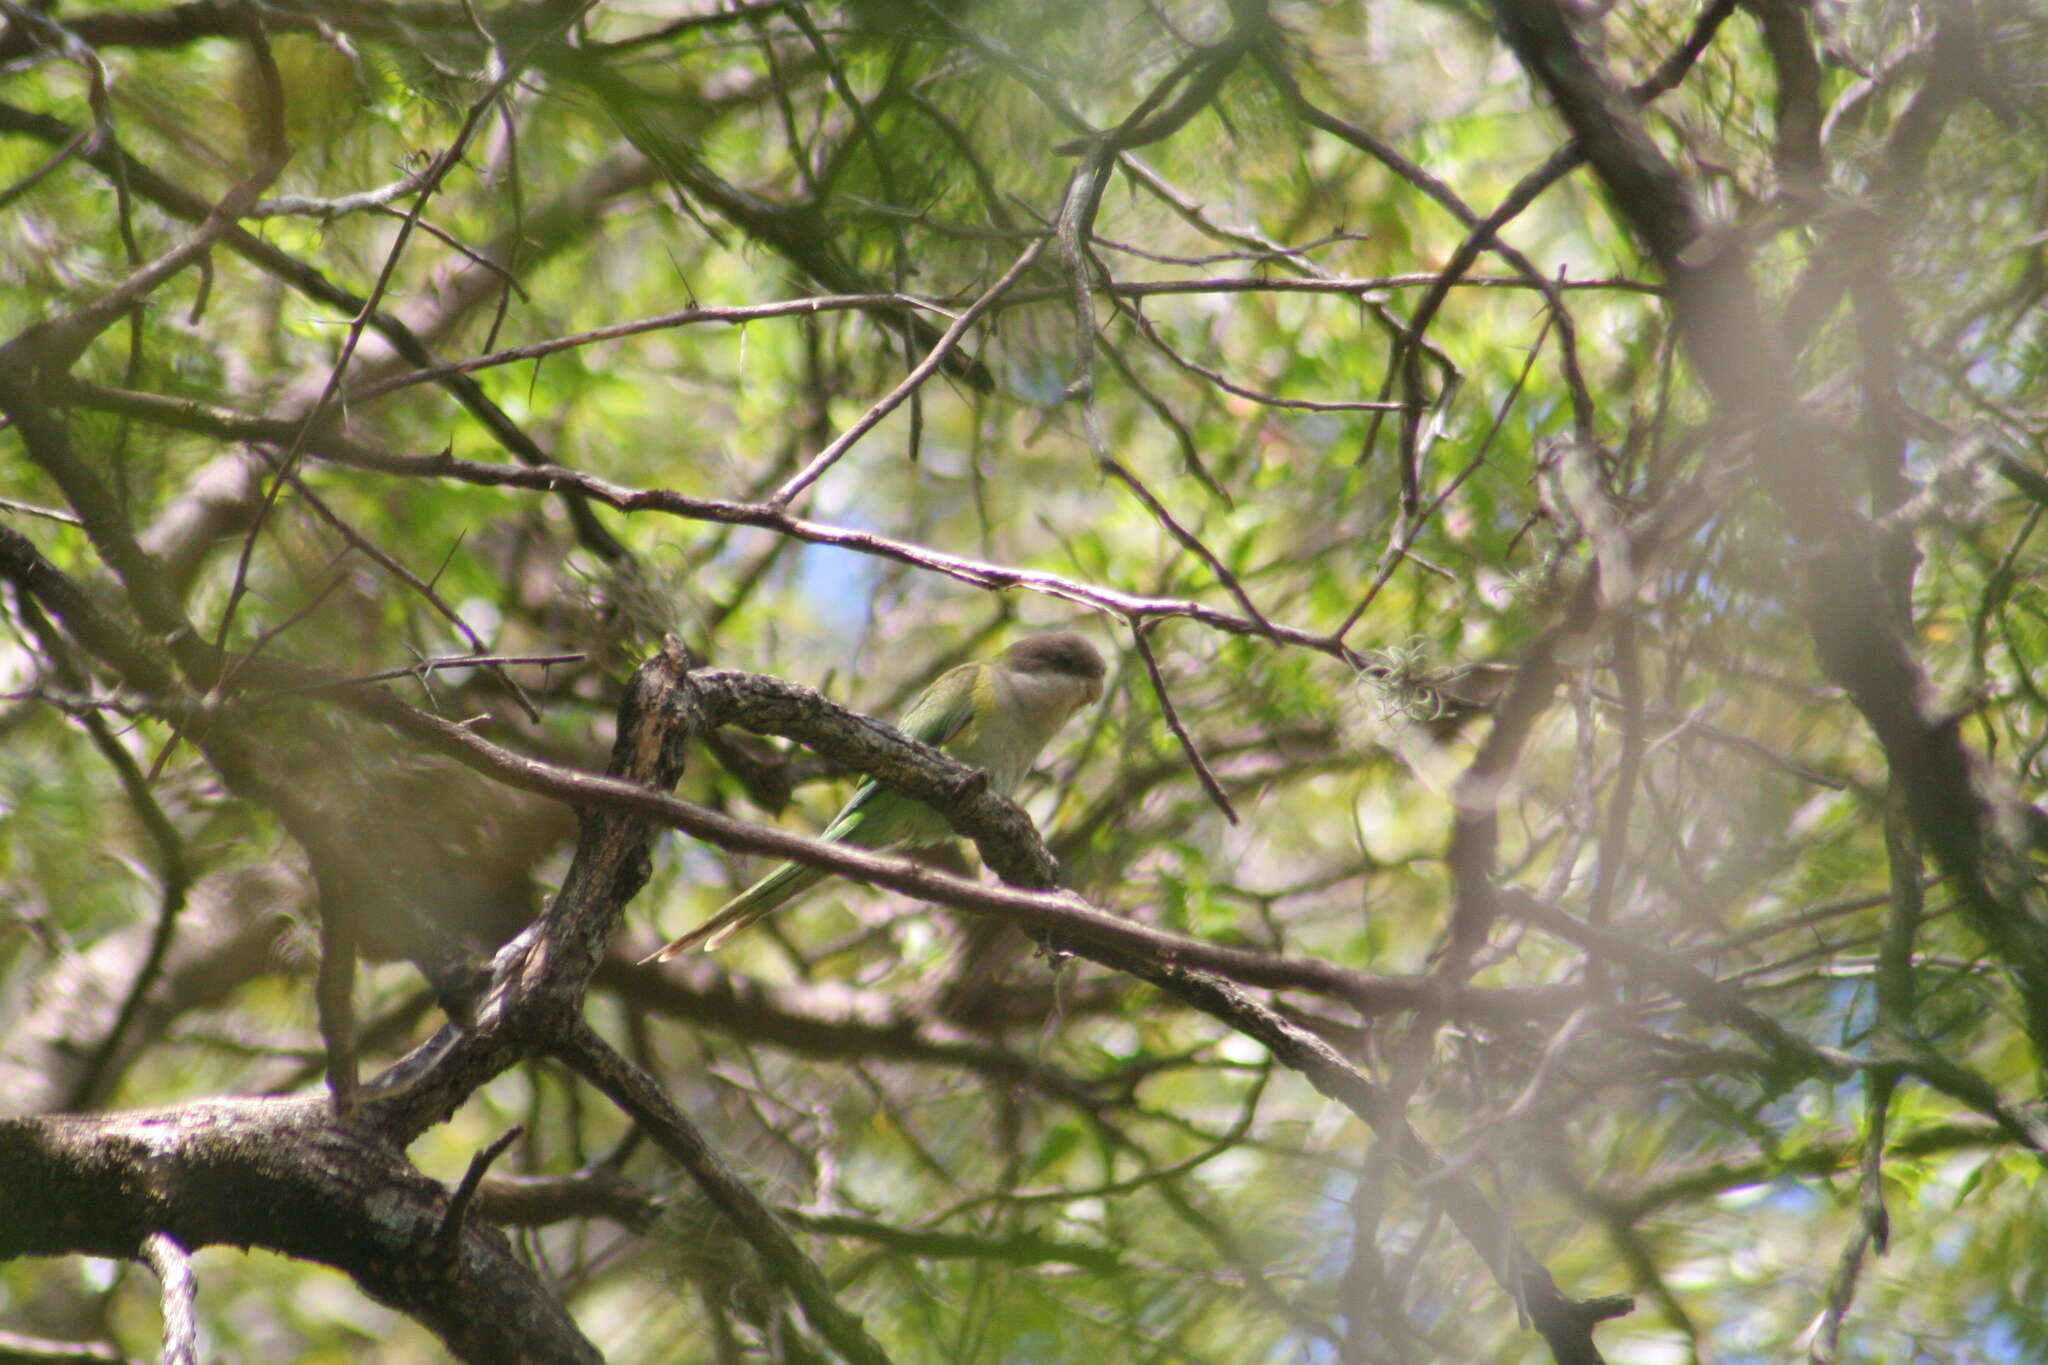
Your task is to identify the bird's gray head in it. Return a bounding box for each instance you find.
[1004,632,1107,705]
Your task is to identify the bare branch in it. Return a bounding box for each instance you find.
[137,1233,198,1365]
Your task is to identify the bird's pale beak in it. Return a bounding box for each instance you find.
[1082,678,1104,706]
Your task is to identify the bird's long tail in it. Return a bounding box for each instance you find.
[639,858,828,961]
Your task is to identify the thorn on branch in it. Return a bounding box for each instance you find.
[432,1125,525,1265]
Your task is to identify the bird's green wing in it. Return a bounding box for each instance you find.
[818,662,984,842]
[895,661,985,747]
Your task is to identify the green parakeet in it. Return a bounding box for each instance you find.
[643,632,1108,958]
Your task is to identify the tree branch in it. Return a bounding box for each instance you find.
[0,1099,601,1365]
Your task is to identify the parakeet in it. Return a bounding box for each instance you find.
[642,632,1108,959]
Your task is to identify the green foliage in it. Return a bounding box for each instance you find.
[4,0,2048,1361]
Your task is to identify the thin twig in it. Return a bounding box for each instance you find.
[10,592,194,1113]
[65,377,1376,667]
[138,1232,198,1365]
[1128,622,1239,826]
[259,453,542,722]
[0,493,84,524]
[349,291,953,402]
[553,1019,899,1365]
[769,239,1048,507]
[433,1125,526,1263]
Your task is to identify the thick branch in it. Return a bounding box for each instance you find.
[0,1099,600,1365]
